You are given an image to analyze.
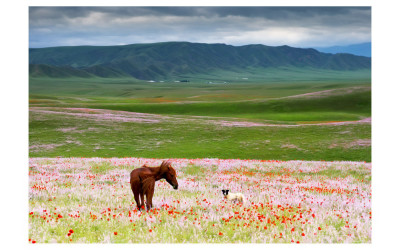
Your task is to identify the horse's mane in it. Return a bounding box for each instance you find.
[138,160,173,192]
[141,161,172,172]
[160,160,172,169]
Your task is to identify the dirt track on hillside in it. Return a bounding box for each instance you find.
[30,107,371,128]
[209,117,371,127]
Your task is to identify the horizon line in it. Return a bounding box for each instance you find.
[29,40,371,49]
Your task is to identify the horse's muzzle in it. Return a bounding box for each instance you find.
[173,185,178,190]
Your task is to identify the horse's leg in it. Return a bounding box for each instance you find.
[133,191,141,211]
[142,177,155,210]
[139,192,145,211]
[130,182,141,211]
[146,190,154,210]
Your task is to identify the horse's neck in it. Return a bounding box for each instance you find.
[147,166,163,180]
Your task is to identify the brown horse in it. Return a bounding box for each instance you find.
[130,160,178,210]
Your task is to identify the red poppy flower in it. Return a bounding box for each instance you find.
[318,227,322,230]
[149,229,152,232]
[69,229,74,234]
[114,232,118,235]
[219,232,223,235]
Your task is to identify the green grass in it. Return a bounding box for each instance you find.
[30,78,371,123]
[29,109,371,161]
[90,161,116,174]
[29,67,370,100]
[87,89,370,122]
[294,169,371,182]
[182,164,208,177]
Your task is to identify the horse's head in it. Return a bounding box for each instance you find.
[160,161,178,190]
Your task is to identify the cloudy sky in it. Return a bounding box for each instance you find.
[29,7,371,48]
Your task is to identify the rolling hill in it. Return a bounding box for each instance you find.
[29,42,371,80]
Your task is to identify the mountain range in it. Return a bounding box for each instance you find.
[29,42,371,80]
[314,42,371,57]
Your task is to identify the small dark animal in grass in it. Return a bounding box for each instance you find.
[222,189,245,203]
[130,160,178,210]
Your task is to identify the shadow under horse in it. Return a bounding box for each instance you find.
[130,160,178,210]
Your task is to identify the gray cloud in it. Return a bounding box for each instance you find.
[29,7,371,48]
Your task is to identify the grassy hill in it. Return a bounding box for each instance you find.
[29,80,371,161]
[29,89,371,161]
[29,64,94,78]
[29,42,371,161]
[29,42,371,79]
[87,86,370,122]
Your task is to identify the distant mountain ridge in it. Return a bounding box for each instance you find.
[314,42,371,57]
[29,42,371,79]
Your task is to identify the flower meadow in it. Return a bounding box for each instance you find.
[29,158,371,243]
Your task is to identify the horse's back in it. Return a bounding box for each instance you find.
[130,167,152,182]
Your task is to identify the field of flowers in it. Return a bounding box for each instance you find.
[29,158,371,243]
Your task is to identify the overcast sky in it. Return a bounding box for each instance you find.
[29,7,371,48]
